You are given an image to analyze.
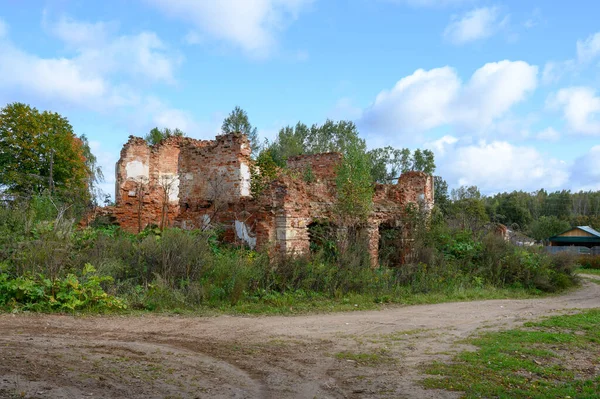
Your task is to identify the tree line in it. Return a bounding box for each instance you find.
[434,181,600,242]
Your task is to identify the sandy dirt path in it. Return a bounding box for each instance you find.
[1,278,599,399]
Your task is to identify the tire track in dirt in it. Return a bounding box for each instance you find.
[1,280,598,398]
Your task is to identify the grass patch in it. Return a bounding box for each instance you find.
[334,350,395,365]
[120,285,549,316]
[577,268,600,276]
[421,309,600,398]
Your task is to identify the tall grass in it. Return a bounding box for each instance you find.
[0,198,581,313]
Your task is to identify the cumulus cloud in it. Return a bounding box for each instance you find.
[360,60,538,135]
[424,135,458,156]
[0,15,196,149]
[46,15,182,84]
[548,87,600,135]
[443,7,507,45]
[0,15,185,114]
[145,0,313,57]
[0,40,106,103]
[431,139,568,193]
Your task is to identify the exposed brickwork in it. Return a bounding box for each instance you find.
[105,133,434,266]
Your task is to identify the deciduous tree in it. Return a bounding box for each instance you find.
[222,106,259,157]
[0,102,96,208]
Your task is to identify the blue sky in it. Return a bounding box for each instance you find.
[1,0,600,198]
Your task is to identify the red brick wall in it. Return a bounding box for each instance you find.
[108,134,435,266]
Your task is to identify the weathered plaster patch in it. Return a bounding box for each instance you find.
[125,160,149,180]
[235,220,256,249]
[240,162,251,197]
[159,173,180,203]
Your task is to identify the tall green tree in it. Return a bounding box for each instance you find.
[335,141,374,225]
[0,102,94,206]
[528,216,571,243]
[267,122,309,166]
[144,127,185,145]
[221,106,259,157]
[433,176,450,215]
[266,119,366,164]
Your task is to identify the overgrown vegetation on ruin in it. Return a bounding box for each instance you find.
[0,103,589,314]
[0,192,582,314]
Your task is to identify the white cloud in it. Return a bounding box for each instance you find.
[523,8,543,29]
[46,16,182,84]
[0,14,184,113]
[548,87,600,135]
[49,15,114,48]
[362,67,460,132]
[0,40,107,103]
[570,146,600,189]
[542,31,600,85]
[145,0,313,57]
[361,60,538,134]
[425,135,458,156]
[577,32,600,64]
[536,127,560,142]
[148,101,197,132]
[443,7,507,45]
[541,60,575,85]
[0,14,196,148]
[437,140,568,193]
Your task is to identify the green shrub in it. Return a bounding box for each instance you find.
[576,255,600,269]
[0,264,126,312]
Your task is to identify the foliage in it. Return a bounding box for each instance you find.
[144,127,185,145]
[576,255,600,269]
[422,309,600,398]
[250,149,279,198]
[447,197,489,233]
[0,191,581,315]
[221,106,259,157]
[433,176,450,215]
[411,148,435,174]
[0,102,95,208]
[528,215,571,242]
[266,122,308,166]
[367,146,411,183]
[266,119,366,164]
[302,165,315,183]
[335,141,374,224]
[0,264,126,312]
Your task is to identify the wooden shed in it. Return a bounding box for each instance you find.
[548,226,600,248]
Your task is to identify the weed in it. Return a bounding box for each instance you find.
[334,350,395,366]
[421,309,600,398]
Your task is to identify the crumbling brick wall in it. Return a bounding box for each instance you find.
[108,132,434,266]
[113,136,184,232]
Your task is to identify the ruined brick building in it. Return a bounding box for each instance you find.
[107,133,434,266]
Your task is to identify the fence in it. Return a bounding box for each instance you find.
[544,246,600,255]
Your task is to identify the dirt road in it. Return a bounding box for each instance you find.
[1,278,599,399]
